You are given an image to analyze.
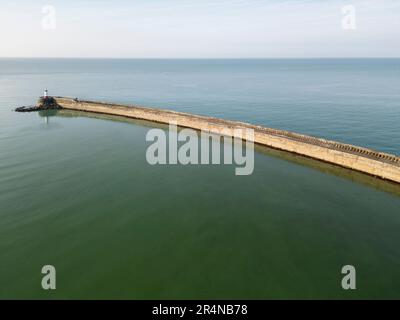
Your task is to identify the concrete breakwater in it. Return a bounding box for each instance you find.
[53,97,400,184]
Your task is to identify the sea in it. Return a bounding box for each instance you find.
[0,58,399,299]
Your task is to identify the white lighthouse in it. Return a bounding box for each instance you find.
[44,89,48,98]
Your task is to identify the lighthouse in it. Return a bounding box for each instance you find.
[44,89,48,99]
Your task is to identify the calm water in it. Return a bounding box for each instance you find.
[0,59,400,299]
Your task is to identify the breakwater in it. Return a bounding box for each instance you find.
[53,97,400,184]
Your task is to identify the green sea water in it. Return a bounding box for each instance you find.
[1,59,400,299]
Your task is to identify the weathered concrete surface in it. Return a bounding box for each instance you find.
[54,97,400,184]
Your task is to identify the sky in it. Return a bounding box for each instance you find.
[0,0,399,58]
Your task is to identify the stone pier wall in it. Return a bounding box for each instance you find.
[54,97,400,184]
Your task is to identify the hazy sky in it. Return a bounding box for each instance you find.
[1,0,399,58]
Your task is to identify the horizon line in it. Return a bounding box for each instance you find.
[1,56,400,60]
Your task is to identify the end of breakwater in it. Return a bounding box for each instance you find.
[15,96,61,112]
